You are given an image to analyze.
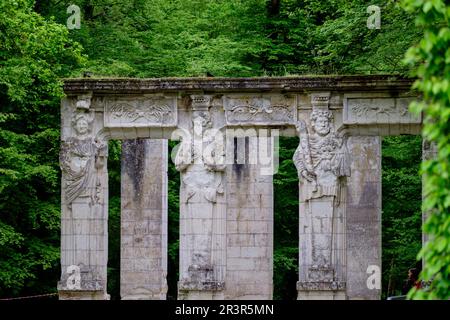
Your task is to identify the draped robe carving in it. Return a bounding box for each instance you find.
[175,111,226,293]
[294,109,350,287]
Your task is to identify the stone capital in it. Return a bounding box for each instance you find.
[76,92,93,110]
[310,92,331,109]
[191,94,212,111]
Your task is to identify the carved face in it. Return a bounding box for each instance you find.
[312,115,330,136]
[75,117,89,135]
[192,112,210,136]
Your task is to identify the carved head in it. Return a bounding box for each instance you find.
[192,111,211,136]
[72,112,92,136]
[310,109,333,136]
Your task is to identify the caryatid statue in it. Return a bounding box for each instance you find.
[294,107,350,286]
[60,111,107,206]
[175,99,227,294]
[58,109,109,296]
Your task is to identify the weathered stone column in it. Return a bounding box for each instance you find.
[295,95,349,300]
[58,96,110,300]
[120,139,168,300]
[224,135,274,299]
[176,97,227,300]
[346,136,381,300]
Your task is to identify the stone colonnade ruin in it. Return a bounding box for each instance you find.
[57,76,422,300]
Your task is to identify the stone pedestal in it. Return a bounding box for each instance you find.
[177,177,227,300]
[120,139,168,300]
[58,290,109,300]
[296,287,346,300]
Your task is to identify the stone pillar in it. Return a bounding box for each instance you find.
[294,98,349,300]
[224,136,274,299]
[346,136,381,300]
[176,99,227,300]
[58,96,110,300]
[120,139,168,300]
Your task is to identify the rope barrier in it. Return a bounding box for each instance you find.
[0,293,58,300]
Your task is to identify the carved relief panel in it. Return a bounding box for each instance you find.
[104,95,177,127]
[343,94,420,124]
[223,94,296,125]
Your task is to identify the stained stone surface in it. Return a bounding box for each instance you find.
[58,98,109,300]
[294,103,348,300]
[345,136,381,300]
[120,139,168,300]
[175,98,228,300]
[224,137,274,299]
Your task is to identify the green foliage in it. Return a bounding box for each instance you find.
[37,0,419,77]
[382,136,422,298]
[0,0,83,297]
[273,137,299,299]
[273,246,298,299]
[167,141,180,300]
[311,1,419,74]
[402,0,450,300]
[106,140,121,300]
[248,0,420,74]
[38,0,269,77]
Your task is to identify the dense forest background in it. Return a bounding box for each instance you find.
[0,0,424,300]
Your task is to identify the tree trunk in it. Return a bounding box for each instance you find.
[267,0,280,16]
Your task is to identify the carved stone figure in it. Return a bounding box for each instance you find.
[58,109,109,299]
[175,108,226,294]
[60,112,107,205]
[294,108,350,285]
[175,111,226,204]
